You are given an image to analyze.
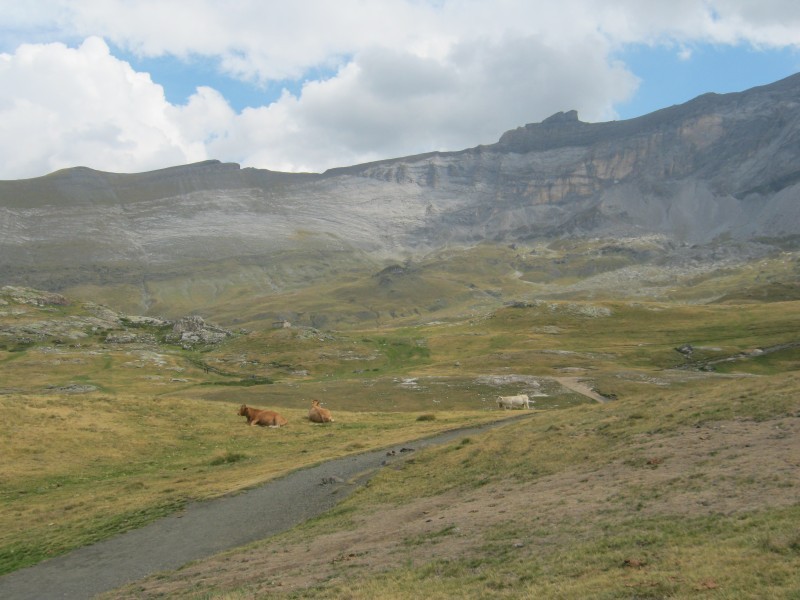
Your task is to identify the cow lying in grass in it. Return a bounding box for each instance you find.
[308,399,334,423]
[497,394,530,409]
[238,404,288,427]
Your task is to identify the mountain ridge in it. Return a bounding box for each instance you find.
[1,72,799,315]
[7,71,800,188]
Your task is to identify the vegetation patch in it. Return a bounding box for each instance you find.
[199,377,273,387]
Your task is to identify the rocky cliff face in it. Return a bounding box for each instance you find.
[1,73,799,292]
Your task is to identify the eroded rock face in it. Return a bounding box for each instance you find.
[2,74,800,293]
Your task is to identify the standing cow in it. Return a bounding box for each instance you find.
[497,394,530,409]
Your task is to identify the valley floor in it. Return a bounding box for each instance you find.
[107,411,800,598]
[0,414,533,600]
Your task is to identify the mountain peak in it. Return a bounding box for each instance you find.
[541,110,581,124]
[495,109,594,152]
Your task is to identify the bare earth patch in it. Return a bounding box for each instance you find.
[552,376,609,403]
[112,414,800,597]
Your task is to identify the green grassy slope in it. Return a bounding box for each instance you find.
[1,241,799,596]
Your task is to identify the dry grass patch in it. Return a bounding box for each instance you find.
[0,390,504,575]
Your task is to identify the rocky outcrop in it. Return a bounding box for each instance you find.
[166,315,232,347]
[0,287,231,349]
[1,286,68,307]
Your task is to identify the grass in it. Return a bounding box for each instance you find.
[321,508,800,599]
[2,245,800,595]
[354,373,800,505]
[0,390,504,575]
[146,370,798,599]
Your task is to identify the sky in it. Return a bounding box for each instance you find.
[1,1,800,180]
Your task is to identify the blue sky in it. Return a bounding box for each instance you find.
[615,44,800,119]
[113,48,322,112]
[1,1,800,179]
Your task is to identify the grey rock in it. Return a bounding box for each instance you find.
[166,315,232,346]
[2,74,800,296]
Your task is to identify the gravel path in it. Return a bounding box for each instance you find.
[0,414,534,600]
[552,376,609,403]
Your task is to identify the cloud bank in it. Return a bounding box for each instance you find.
[1,0,799,179]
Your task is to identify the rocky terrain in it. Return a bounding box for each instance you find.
[1,74,799,308]
[0,285,229,352]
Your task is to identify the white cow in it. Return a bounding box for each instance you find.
[497,394,530,409]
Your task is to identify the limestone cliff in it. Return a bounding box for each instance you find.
[1,73,799,291]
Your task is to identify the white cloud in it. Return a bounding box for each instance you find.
[62,0,439,82]
[706,0,800,46]
[1,1,800,178]
[168,86,235,145]
[0,36,206,178]
[212,36,638,173]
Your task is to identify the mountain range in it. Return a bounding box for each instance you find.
[1,73,799,322]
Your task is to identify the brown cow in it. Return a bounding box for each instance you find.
[238,404,288,427]
[308,399,334,423]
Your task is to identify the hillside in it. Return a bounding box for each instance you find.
[109,373,800,599]
[1,281,799,597]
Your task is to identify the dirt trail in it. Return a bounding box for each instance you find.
[0,414,534,600]
[552,376,608,403]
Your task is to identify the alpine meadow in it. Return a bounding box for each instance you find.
[1,74,799,599]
